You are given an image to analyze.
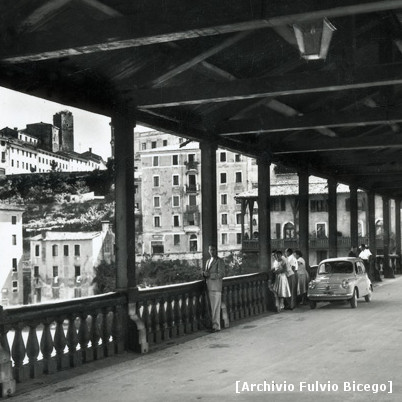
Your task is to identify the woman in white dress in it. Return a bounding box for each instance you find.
[295,249,310,305]
[272,250,291,311]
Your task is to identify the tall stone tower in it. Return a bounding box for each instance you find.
[53,110,74,152]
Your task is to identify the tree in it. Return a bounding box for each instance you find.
[92,261,116,294]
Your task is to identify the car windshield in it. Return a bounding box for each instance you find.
[318,261,354,275]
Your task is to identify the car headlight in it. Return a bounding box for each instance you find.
[341,279,349,289]
[309,281,316,289]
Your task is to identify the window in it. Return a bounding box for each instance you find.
[64,245,69,256]
[53,266,59,277]
[12,258,17,272]
[154,196,160,208]
[163,140,168,146]
[151,141,157,149]
[190,234,198,252]
[52,245,58,257]
[153,176,160,187]
[310,199,328,212]
[172,196,180,207]
[12,235,16,245]
[221,214,228,225]
[284,222,295,239]
[141,143,146,150]
[221,194,227,205]
[174,234,180,245]
[173,215,180,227]
[11,216,17,224]
[236,233,242,244]
[35,245,40,257]
[154,216,161,227]
[316,223,327,238]
[172,175,179,186]
[235,154,241,162]
[153,156,159,166]
[221,233,228,245]
[12,281,18,293]
[74,245,80,256]
[189,195,197,206]
[152,243,164,254]
[345,197,365,211]
[75,266,81,277]
[220,172,227,184]
[236,213,242,225]
[272,197,286,211]
[375,219,383,236]
[220,152,226,162]
[235,171,242,183]
[188,154,195,162]
[34,266,39,277]
[172,155,179,165]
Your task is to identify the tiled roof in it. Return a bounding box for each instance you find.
[30,232,100,241]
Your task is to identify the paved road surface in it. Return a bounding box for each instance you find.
[15,276,402,401]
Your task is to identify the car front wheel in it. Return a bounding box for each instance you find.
[350,289,358,308]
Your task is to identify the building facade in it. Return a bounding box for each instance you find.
[29,221,115,302]
[0,111,107,175]
[0,204,24,306]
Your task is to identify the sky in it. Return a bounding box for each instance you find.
[0,87,151,160]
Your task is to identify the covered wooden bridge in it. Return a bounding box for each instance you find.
[1,0,402,396]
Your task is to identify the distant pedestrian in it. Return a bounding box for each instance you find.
[272,250,291,312]
[202,244,225,332]
[348,246,358,257]
[285,248,297,310]
[294,250,309,305]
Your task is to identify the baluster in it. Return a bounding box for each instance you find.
[0,324,14,396]
[112,305,125,354]
[182,293,190,333]
[251,280,258,315]
[159,296,169,341]
[54,317,68,370]
[194,291,202,330]
[188,292,197,332]
[90,311,102,360]
[143,300,153,344]
[262,278,269,311]
[227,286,234,321]
[11,324,26,382]
[26,324,40,378]
[102,308,112,357]
[174,294,184,336]
[243,283,249,317]
[201,290,210,330]
[40,319,55,374]
[150,299,161,343]
[233,284,239,321]
[1,327,11,359]
[165,296,174,338]
[78,313,91,363]
[67,315,79,367]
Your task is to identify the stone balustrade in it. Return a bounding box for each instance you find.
[0,273,270,395]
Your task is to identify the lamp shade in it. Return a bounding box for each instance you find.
[293,18,336,60]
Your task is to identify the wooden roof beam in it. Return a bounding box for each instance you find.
[3,0,402,62]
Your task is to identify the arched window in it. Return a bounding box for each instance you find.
[376,219,383,236]
[283,222,295,239]
[189,234,198,252]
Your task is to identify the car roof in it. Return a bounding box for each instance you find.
[319,257,361,264]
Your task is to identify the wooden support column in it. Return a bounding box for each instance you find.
[249,200,255,238]
[368,191,378,282]
[349,185,359,251]
[328,178,338,258]
[395,198,401,272]
[201,141,217,268]
[383,196,394,278]
[112,111,136,293]
[298,166,309,268]
[257,156,271,272]
[240,199,246,242]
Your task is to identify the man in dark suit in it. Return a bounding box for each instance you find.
[203,244,225,332]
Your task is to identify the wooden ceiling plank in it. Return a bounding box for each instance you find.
[3,0,402,62]
[136,63,402,108]
[79,0,123,17]
[218,105,402,135]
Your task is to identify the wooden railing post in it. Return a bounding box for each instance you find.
[0,307,16,397]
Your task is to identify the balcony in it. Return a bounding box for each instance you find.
[184,160,199,172]
[185,184,200,193]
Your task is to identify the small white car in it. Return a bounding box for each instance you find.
[308,257,373,309]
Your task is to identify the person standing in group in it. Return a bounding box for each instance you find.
[272,250,291,312]
[294,250,309,305]
[285,248,297,310]
[203,244,225,332]
[359,244,372,272]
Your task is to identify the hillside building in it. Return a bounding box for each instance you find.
[29,221,115,302]
[0,204,25,306]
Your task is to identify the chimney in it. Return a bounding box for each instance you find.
[89,147,92,153]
